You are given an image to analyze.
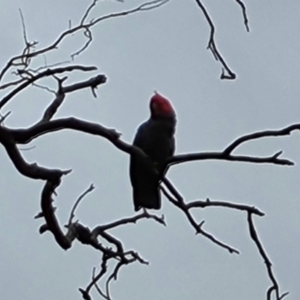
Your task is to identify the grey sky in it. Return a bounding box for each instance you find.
[0,0,299,299]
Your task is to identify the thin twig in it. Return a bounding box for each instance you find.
[247,212,289,300]
[0,0,169,82]
[161,185,239,254]
[93,211,165,233]
[194,0,236,79]
[68,183,95,226]
[234,0,250,32]
[92,268,109,300]
[0,111,11,124]
[0,65,97,110]
[19,9,29,45]
[187,198,264,216]
[0,78,25,90]
[223,124,300,154]
[32,82,56,94]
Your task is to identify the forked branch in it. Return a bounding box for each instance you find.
[0,0,169,84]
[0,65,97,110]
[161,177,287,299]
[194,0,250,79]
[248,213,289,300]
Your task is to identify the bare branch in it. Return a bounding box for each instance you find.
[10,117,120,145]
[106,261,122,300]
[0,126,71,180]
[73,0,169,59]
[8,118,296,182]
[39,76,68,120]
[187,198,264,216]
[19,9,29,45]
[32,82,56,94]
[18,9,38,68]
[194,0,236,79]
[80,0,99,26]
[247,212,289,300]
[168,151,294,167]
[166,124,300,167]
[71,28,93,59]
[0,111,11,124]
[224,124,300,154]
[41,92,65,122]
[41,179,74,250]
[63,74,107,94]
[93,210,165,233]
[19,145,36,151]
[37,74,106,123]
[0,0,169,83]
[0,65,97,110]
[82,0,170,28]
[29,59,71,73]
[75,220,150,300]
[0,78,26,90]
[234,0,250,32]
[68,183,95,226]
[92,267,109,300]
[80,255,109,299]
[161,184,240,254]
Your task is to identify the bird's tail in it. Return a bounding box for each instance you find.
[133,183,161,211]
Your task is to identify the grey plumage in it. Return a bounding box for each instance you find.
[129,93,176,211]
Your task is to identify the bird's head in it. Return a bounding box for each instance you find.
[150,91,176,119]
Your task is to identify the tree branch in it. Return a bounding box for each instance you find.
[194,0,236,79]
[247,212,289,300]
[0,126,71,180]
[223,124,300,154]
[168,151,293,167]
[167,124,300,167]
[161,182,240,254]
[68,183,95,226]
[0,0,169,83]
[93,210,165,233]
[235,0,250,32]
[0,65,97,110]
[187,198,264,216]
[41,179,74,250]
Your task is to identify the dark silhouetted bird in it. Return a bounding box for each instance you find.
[129,92,176,211]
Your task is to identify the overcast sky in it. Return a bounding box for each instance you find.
[0,0,300,299]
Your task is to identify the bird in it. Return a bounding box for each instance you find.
[129,92,176,211]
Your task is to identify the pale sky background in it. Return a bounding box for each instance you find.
[0,0,300,299]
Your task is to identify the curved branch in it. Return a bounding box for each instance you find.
[39,74,106,122]
[0,126,70,180]
[93,210,165,233]
[223,124,300,154]
[8,118,295,184]
[41,179,73,250]
[235,0,250,32]
[68,183,95,226]
[167,124,300,167]
[0,0,169,82]
[63,74,107,94]
[194,0,236,79]
[9,118,158,179]
[83,257,109,299]
[0,65,97,110]
[187,199,264,216]
[10,117,120,144]
[168,152,294,167]
[161,181,240,254]
[247,212,289,300]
